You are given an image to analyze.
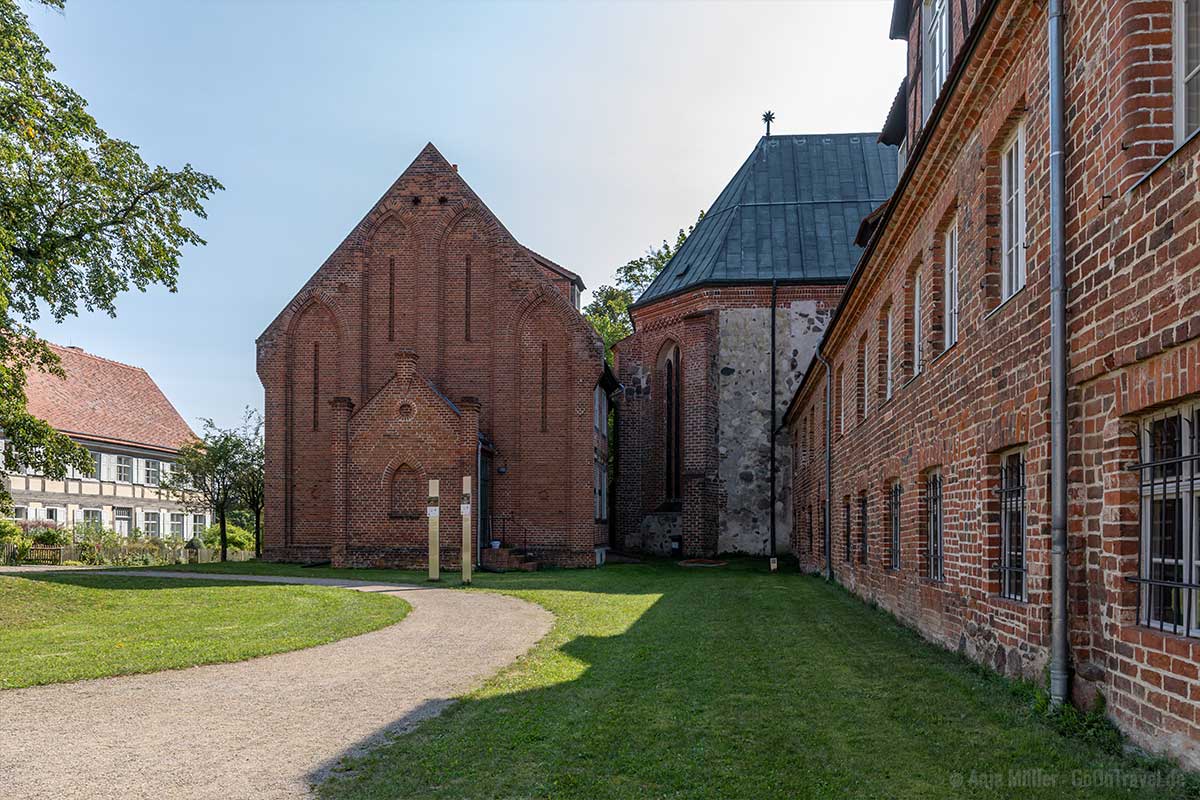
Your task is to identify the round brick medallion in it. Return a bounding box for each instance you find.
[397,402,416,421]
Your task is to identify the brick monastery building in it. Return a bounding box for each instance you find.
[786,0,1200,769]
[613,135,897,558]
[258,144,613,569]
[259,0,1200,770]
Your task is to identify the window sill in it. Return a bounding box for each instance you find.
[983,286,1026,322]
[990,593,1029,610]
[1129,126,1200,194]
[931,341,958,366]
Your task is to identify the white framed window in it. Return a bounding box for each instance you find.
[81,509,102,526]
[944,221,959,348]
[1000,123,1026,301]
[144,460,161,486]
[1175,0,1200,145]
[170,512,185,538]
[114,507,132,536]
[12,506,27,520]
[144,511,161,538]
[998,449,1027,601]
[885,308,895,400]
[927,0,951,98]
[192,514,207,538]
[42,507,63,524]
[1136,404,1200,636]
[90,451,103,480]
[912,272,924,376]
[115,455,133,483]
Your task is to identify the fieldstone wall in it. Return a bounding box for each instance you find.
[627,511,681,556]
[716,300,829,555]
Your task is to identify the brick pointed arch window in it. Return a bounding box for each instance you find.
[660,343,682,503]
[389,465,421,519]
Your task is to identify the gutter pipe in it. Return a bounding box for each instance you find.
[1048,0,1070,707]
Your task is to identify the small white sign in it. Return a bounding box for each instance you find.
[426,507,439,518]
[460,504,472,516]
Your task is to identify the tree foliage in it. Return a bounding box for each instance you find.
[234,408,265,558]
[584,211,703,362]
[163,419,245,562]
[0,0,221,509]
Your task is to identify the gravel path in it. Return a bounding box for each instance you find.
[0,570,554,799]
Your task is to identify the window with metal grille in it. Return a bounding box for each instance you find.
[889,480,901,570]
[859,493,868,564]
[998,450,1026,601]
[1130,407,1200,637]
[1176,0,1200,144]
[843,498,852,562]
[926,471,944,581]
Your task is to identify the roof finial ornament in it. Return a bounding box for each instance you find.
[762,110,775,137]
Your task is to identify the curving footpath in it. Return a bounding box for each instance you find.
[0,570,554,799]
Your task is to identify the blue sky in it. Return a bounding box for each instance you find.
[26,0,904,430]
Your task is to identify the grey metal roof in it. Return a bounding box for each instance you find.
[633,133,899,307]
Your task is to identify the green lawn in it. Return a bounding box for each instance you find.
[0,572,409,688]
[149,559,1198,800]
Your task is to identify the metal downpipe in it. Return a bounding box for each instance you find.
[816,350,834,581]
[1048,0,1070,706]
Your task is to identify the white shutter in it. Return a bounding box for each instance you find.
[73,509,84,524]
[135,509,144,533]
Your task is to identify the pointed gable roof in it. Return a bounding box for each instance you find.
[633,133,899,308]
[24,343,195,453]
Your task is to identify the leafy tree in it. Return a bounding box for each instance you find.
[584,211,704,362]
[235,409,265,558]
[0,0,221,510]
[163,420,245,562]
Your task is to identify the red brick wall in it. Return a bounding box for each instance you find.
[615,284,842,557]
[788,0,1200,768]
[258,144,607,568]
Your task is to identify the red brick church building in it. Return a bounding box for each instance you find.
[257,144,613,568]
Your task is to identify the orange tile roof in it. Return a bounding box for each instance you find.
[23,343,196,453]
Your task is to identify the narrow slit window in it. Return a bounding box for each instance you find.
[465,255,472,342]
[540,341,548,433]
[312,341,320,431]
[388,256,396,342]
[912,272,923,376]
[859,493,868,564]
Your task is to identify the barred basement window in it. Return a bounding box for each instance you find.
[843,498,852,562]
[859,492,868,564]
[926,471,944,581]
[1130,406,1200,637]
[889,480,901,570]
[998,450,1027,601]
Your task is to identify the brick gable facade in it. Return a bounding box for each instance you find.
[787,0,1200,769]
[258,144,609,568]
